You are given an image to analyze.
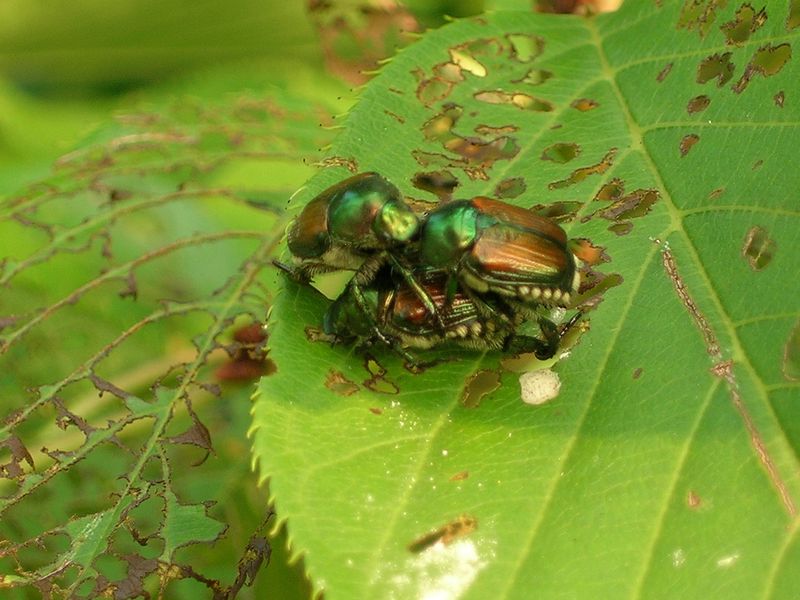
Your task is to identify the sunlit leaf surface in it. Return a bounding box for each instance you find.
[254,2,800,598]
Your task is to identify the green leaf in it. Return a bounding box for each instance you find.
[0,60,344,595]
[254,2,800,598]
[162,490,227,561]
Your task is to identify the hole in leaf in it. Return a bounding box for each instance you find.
[656,62,673,82]
[474,90,554,112]
[571,98,599,111]
[548,148,617,189]
[514,68,553,85]
[449,48,488,78]
[608,222,633,236]
[783,321,800,381]
[408,515,478,554]
[531,201,582,223]
[325,370,359,396]
[775,91,785,107]
[697,52,735,86]
[541,142,580,163]
[475,124,518,135]
[363,355,399,394]
[0,435,35,480]
[687,95,711,114]
[412,170,459,200]
[506,33,545,62]
[444,136,520,165]
[460,369,501,408]
[575,271,623,311]
[319,156,358,172]
[416,67,460,106]
[412,149,462,170]
[450,38,503,77]
[678,0,730,37]
[789,0,800,30]
[680,134,700,157]
[733,43,792,93]
[597,189,659,222]
[721,4,767,45]
[741,225,775,270]
[421,104,520,178]
[570,238,608,266]
[304,326,333,343]
[495,177,526,199]
[422,104,463,141]
[594,178,625,202]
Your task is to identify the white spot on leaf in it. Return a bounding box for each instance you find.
[520,369,561,405]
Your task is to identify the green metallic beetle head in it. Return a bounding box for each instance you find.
[418,200,479,268]
[373,200,419,245]
[290,172,417,259]
[325,173,418,249]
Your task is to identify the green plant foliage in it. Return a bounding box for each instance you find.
[254,2,800,598]
[0,1,319,88]
[0,62,347,595]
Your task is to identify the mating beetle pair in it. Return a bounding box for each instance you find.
[324,267,573,364]
[281,172,580,362]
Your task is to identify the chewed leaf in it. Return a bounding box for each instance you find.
[162,491,227,560]
[0,67,340,594]
[254,3,800,599]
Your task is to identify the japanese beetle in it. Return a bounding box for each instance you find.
[281,171,446,326]
[417,197,580,307]
[286,172,419,281]
[324,268,568,362]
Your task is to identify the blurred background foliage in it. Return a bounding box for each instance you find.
[0,0,489,193]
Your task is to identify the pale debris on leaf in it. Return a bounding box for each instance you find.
[519,369,560,405]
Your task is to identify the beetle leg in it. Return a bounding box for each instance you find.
[444,273,460,309]
[504,334,551,357]
[272,259,341,283]
[503,311,583,359]
[457,284,512,324]
[534,311,584,359]
[272,259,307,282]
[535,317,561,359]
[353,254,386,286]
[387,255,448,333]
[347,279,419,365]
